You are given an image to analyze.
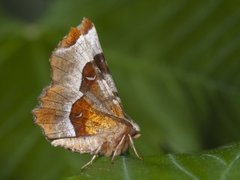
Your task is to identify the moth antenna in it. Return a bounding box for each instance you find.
[111,135,126,162]
[128,134,143,160]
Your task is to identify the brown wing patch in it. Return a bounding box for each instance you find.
[94,53,110,74]
[79,17,93,34]
[80,62,97,92]
[70,97,117,136]
[33,106,76,139]
[33,84,82,139]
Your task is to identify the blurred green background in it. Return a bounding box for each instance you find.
[0,0,240,179]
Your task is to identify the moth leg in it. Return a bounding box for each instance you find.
[128,134,143,160]
[81,146,101,170]
[111,135,126,162]
[81,154,98,170]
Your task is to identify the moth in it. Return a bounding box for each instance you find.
[32,18,141,169]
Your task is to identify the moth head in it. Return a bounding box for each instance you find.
[130,121,141,139]
[124,114,141,139]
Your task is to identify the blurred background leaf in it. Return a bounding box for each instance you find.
[0,0,240,179]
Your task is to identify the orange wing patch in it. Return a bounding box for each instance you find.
[70,97,117,136]
[59,18,93,48]
[60,27,81,48]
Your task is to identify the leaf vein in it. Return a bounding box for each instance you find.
[168,154,199,180]
[220,154,240,180]
[202,154,227,166]
[122,157,130,180]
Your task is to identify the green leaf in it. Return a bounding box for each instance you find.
[66,143,240,180]
[0,0,240,179]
